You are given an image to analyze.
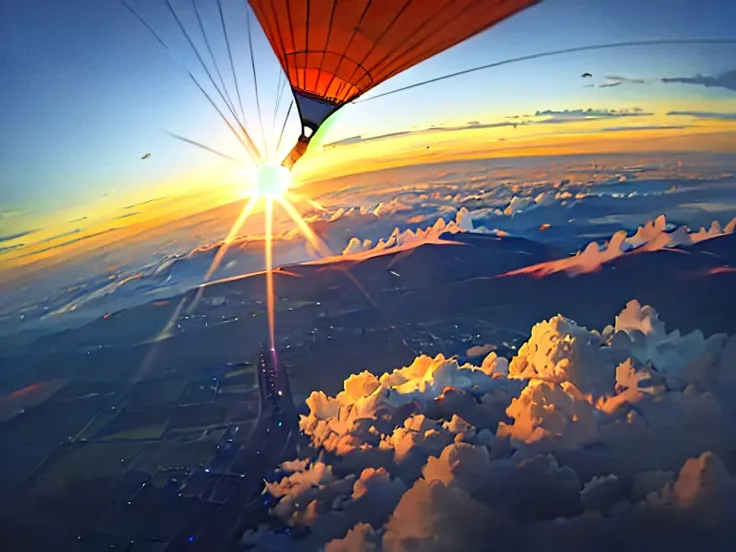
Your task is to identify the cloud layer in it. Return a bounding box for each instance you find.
[501,213,736,277]
[4,154,736,342]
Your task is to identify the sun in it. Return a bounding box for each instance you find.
[184,158,330,344]
[253,162,292,200]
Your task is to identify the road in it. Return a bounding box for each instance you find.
[162,343,298,551]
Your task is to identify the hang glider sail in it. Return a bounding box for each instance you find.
[249,0,539,168]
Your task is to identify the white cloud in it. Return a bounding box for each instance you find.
[497,379,599,449]
[611,300,727,388]
[381,479,494,552]
[324,523,381,552]
[659,452,736,518]
[507,313,615,397]
[502,214,736,277]
[337,207,500,258]
[466,343,496,359]
[580,474,625,513]
[252,301,736,549]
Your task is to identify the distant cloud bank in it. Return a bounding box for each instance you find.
[667,110,736,121]
[662,68,736,93]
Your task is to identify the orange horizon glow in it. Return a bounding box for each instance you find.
[295,124,736,188]
[123,157,325,384]
[3,119,735,282]
[5,114,735,394]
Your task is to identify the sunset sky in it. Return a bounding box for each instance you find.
[1,0,735,269]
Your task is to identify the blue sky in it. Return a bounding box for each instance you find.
[0,0,735,226]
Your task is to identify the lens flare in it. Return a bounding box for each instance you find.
[134,293,190,383]
[130,0,377,387]
[254,162,291,199]
[206,197,257,281]
[264,198,276,356]
[136,161,381,384]
[285,191,325,212]
[204,162,311,360]
[275,196,332,256]
[187,196,257,314]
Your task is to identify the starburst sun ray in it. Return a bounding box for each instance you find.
[188,195,258,314]
[285,192,325,212]
[264,198,276,357]
[274,196,332,257]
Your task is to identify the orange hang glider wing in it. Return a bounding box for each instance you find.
[249,0,539,163]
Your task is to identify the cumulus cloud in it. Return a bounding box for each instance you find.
[311,159,729,269]
[334,188,575,259]
[340,207,499,257]
[250,301,736,550]
[325,205,380,223]
[466,344,496,359]
[381,478,493,551]
[506,314,615,396]
[659,451,736,517]
[662,68,736,93]
[501,214,736,277]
